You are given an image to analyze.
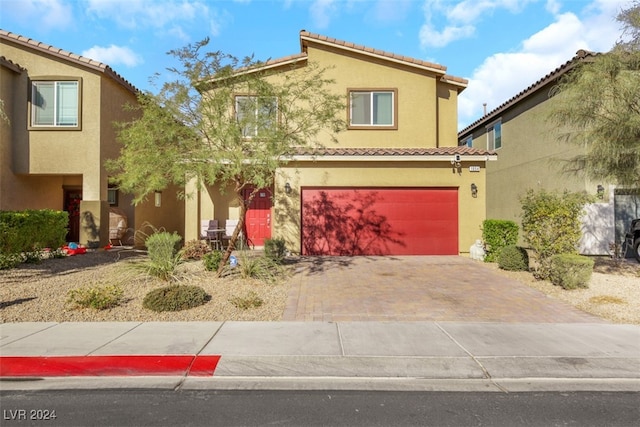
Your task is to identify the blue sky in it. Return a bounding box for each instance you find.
[0,0,632,130]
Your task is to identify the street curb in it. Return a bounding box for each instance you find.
[0,355,221,377]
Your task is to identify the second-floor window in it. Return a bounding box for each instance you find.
[235,95,278,138]
[349,89,396,129]
[31,80,80,127]
[487,120,502,150]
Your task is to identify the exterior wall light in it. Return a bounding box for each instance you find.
[284,182,292,195]
[154,191,162,207]
[597,184,605,199]
[471,183,478,198]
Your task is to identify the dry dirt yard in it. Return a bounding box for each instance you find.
[1,249,639,324]
[0,249,290,323]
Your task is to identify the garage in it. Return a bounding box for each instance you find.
[301,187,458,256]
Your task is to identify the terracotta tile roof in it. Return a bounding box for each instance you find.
[458,49,598,136]
[289,146,496,158]
[0,55,25,73]
[299,30,467,88]
[231,52,308,76]
[260,52,307,68]
[0,29,138,94]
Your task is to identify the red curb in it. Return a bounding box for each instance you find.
[188,355,221,377]
[0,355,221,377]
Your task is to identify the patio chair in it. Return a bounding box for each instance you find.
[201,219,223,250]
[222,219,245,249]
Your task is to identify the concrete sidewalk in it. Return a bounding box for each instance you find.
[1,321,639,391]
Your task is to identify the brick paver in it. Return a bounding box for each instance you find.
[282,256,604,322]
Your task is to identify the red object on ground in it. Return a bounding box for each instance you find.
[0,355,221,377]
[61,245,87,256]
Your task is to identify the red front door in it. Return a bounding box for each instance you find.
[243,187,272,247]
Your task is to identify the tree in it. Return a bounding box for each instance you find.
[107,38,345,273]
[547,1,640,188]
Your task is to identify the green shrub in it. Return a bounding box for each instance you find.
[498,245,529,271]
[23,251,43,264]
[143,231,183,280]
[482,219,519,262]
[520,189,592,279]
[203,250,224,272]
[0,253,23,270]
[0,209,68,255]
[48,248,67,259]
[67,284,124,310]
[181,239,212,260]
[229,291,263,310]
[548,254,595,289]
[237,253,282,283]
[264,238,287,264]
[142,285,211,312]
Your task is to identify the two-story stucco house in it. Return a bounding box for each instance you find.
[185,31,497,256]
[458,50,640,256]
[0,30,184,248]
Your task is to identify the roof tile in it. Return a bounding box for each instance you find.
[458,50,598,136]
[290,146,496,157]
[300,30,453,75]
[0,29,138,94]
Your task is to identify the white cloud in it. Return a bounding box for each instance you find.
[447,0,533,23]
[82,45,143,67]
[84,0,218,36]
[457,0,629,130]
[420,0,537,48]
[368,0,414,24]
[3,0,73,31]
[309,0,339,29]
[545,0,561,15]
[419,23,475,47]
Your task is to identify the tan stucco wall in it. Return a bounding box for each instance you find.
[306,44,442,148]
[131,185,186,247]
[480,93,592,224]
[273,161,487,255]
[251,42,461,150]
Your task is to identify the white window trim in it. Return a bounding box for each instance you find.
[486,119,502,151]
[348,88,397,129]
[30,78,81,129]
[235,95,278,138]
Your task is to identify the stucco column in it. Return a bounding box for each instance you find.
[79,200,109,248]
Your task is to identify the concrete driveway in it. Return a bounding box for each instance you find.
[282,256,604,322]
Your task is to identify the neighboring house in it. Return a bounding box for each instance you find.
[0,30,184,248]
[458,50,640,256]
[185,31,497,256]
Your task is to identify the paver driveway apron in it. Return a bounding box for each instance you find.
[283,256,604,323]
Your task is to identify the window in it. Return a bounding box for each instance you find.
[107,187,118,206]
[31,80,80,127]
[235,95,278,137]
[465,136,473,148]
[349,89,396,128]
[487,120,502,150]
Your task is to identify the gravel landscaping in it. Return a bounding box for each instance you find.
[1,249,638,324]
[0,249,289,322]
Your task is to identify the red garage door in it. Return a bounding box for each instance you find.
[301,188,458,256]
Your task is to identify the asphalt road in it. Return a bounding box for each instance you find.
[1,389,639,427]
